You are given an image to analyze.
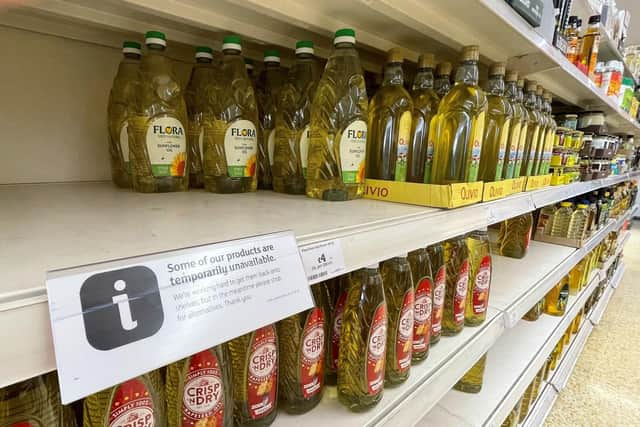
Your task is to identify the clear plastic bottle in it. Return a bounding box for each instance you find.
[245,58,257,87]
[466,230,491,326]
[538,90,557,175]
[537,204,557,237]
[434,62,452,98]
[366,48,413,181]
[530,85,548,176]
[443,236,470,336]
[519,80,542,177]
[273,41,319,194]
[203,35,259,193]
[381,255,414,386]
[578,15,602,80]
[307,28,368,201]
[544,277,570,316]
[408,54,439,183]
[568,203,590,240]
[514,79,529,176]
[502,70,523,180]
[551,201,574,237]
[322,275,349,386]
[427,243,446,344]
[107,41,141,189]
[185,46,216,189]
[338,264,387,411]
[407,248,433,362]
[453,353,487,393]
[523,298,544,321]
[496,212,533,259]
[129,31,188,192]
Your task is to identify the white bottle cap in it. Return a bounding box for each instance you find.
[365,263,379,269]
[195,51,214,60]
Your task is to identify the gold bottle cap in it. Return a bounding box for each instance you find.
[489,62,507,76]
[460,45,480,61]
[536,85,544,95]
[418,53,435,69]
[387,47,404,64]
[505,70,518,82]
[525,79,538,91]
[436,61,452,76]
[517,78,525,88]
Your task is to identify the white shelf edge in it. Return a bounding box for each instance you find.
[548,318,594,390]
[522,383,559,427]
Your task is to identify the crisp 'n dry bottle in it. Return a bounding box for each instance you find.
[228,325,278,426]
[453,353,487,393]
[338,264,387,411]
[427,243,446,344]
[84,370,166,426]
[166,345,233,427]
[465,231,491,326]
[381,255,414,386]
[322,275,349,386]
[277,284,327,414]
[408,248,433,362]
[443,236,470,336]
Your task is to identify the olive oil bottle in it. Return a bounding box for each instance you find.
[538,91,557,175]
[185,46,216,189]
[479,62,512,182]
[129,31,188,192]
[307,28,368,201]
[453,353,487,393]
[518,379,536,423]
[84,370,166,426]
[502,70,522,180]
[434,62,452,97]
[544,277,570,316]
[228,325,278,426]
[466,230,491,326]
[530,85,548,176]
[408,248,433,362]
[323,275,350,386]
[523,298,544,321]
[272,41,319,194]
[107,41,141,189]
[277,284,327,414]
[381,255,414,386]
[166,345,233,427]
[408,53,440,183]
[257,50,285,190]
[338,264,387,411]
[443,236,470,336]
[494,212,533,259]
[427,243,446,344]
[429,46,487,184]
[202,35,259,193]
[519,80,542,177]
[366,48,413,181]
[514,79,529,177]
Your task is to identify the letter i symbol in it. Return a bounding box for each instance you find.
[112,280,138,331]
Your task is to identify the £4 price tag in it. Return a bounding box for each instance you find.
[299,239,347,284]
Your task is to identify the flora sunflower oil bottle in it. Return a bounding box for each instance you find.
[306,28,368,201]
[129,31,188,192]
[107,41,141,188]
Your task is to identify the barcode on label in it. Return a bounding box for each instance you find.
[308,271,329,281]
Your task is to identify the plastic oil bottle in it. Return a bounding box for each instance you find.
[407,248,433,362]
[466,230,491,326]
[523,298,544,321]
[408,54,439,183]
[129,31,188,192]
[551,202,574,237]
[454,353,487,393]
[381,255,415,385]
[245,58,257,87]
[202,35,259,193]
[537,204,557,237]
[514,79,529,176]
[479,62,512,182]
[427,243,446,344]
[434,62,452,97]
[495,212,533,259]
[366,48,413,181]
[307,28,368,201]
[166,345,233,427]
[502,70,522,180]
[185,46,216,189]
[322,275,349,386]
[107,41,141,189]
[273,41,319,194]
[338,264,387,411]
[530,85,548,176]
[538,90,557,175]
[277,284,327,413]
[544,277,570,316]
[257,50,285,190]
[443,236,470,336]
[568,203,590,240]
[84,370,166,426]
[429,46,487,184]
[519,80,542,177]
[228,325,278,425]
[578,15,602,80]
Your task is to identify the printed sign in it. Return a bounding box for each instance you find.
[299,239,346,284]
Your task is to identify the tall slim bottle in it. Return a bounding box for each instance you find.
[202,35,259,193]
[453,353,487,393]
[273,41,319,194]
[408,53,439,183]
[465,230,491,326]
[519,80,542,177]
[434,62,452,98]
[502,70,522,180]
[429,46,488,184]
[538,90,557,175]
[479,62,512,182]
[366,48,413,181]
[338,264,387,411]
[307,28,368,201]
[578,15,601,80]
[322,275,349,385]
[530,85,548,176]
[443,236,470,336]
[408,248,433,362]
[427,243,446,344]
[107,41,141,189]
[514,79,529,177]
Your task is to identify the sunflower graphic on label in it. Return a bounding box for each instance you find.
[145,116,187,177]
[339,120,367,184]
[224,119,258,178]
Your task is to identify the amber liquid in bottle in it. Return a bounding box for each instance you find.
[519,80,542,177]
[453,353,487,393]
[443,237,470,336]
[321,275,350,386]
[428,243,446,344]
[408,248,433,362]
[337,264,387,411]
[544,277,569,316]
[257,52,284,190]
[495,212,533,259]
[502,71,522,180]
[434,62,452,98]
[466,231,491,326]
[518,377,537,423]
[578,16,601,80]
[514,79,529,177]
[523,298,544,321]
[530,86,548,176]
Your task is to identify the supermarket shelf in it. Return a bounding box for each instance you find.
[598,229,630,279]
[529,173,631,209]
[522,383,558,427]
[548,316,594,390]
[591,264,623,324]
[609,261,626,290]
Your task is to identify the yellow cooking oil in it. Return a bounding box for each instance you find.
[514,79,529,176]
[495,212,533,259]
[568,203,590,240]
[551,202,574,237]
[322,275,350,386]
[544,277,570,316]
[429,46,487,184]
[454,353,487,393]
[434,62,452,98]
[427,243,446,344]
[466,230,491,326]
[519,80,542,177]
[530,85,548,176]
[408,248,433,362]
[502,70,522,180]
[538,90,557,175]
[129,31,188,192]
[307,28,368,201]
[443,236,470,336]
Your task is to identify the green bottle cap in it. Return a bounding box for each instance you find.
[195,46,214,59]
[296,40,315,55]
[122,41,142,55]
[145,31,167,47]
[222,35,242,52]
[263,49,281,63]
[334,28,356,45]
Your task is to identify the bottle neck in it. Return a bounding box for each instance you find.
[505,80,518,102]
[265,61,280,69]
[335,42,355,50]
[147,44,165,53]
[412,67,434,90]
[382,61,404,86]
[124,53,141,60]
[223,48,241,57]
[454,60,479,85]
[487,74,505,95]
[517,86,525,104]
[196,58,212,64]
[524,89,538,109]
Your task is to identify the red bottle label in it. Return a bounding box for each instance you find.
[453,260,470,325]
[108,378,155,427]
[472,256,491,315]
[10,422,41,427]
[524,227,532,250]
[413,276,433,352]
[395,289,414,372]
[247,325,277,420]
[366,303,387,395]
[181,349,225,426]
[431,266,445,335]
[300,307,325,399]
[330,291,348,370]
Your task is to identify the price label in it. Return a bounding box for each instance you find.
[46,231,312,403]
[299,239,347,284]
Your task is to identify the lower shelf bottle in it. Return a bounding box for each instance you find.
[501,396,522,427]
[544,277,569,316]
[523,298,544,321]
[381,255,414,386]
[493,212,532,259]
[466,231,491,326]
[322,275,349,386]
[427,243,446,344]
[228,325,278,426]
[453,353,487,394]
[277,284,327,414]
[338,264,387,412]
[443,237,470,336]
[518,378,536,423]
[166,345,233,427]
[84,370,166,427]
[408,248,433,363]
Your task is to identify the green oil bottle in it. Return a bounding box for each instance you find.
[519,80,542,177]
[434,62,452,98]
[514,79,529,177]
[502,70,522,179]
[530,85,548,176]
[538,90,557,175]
